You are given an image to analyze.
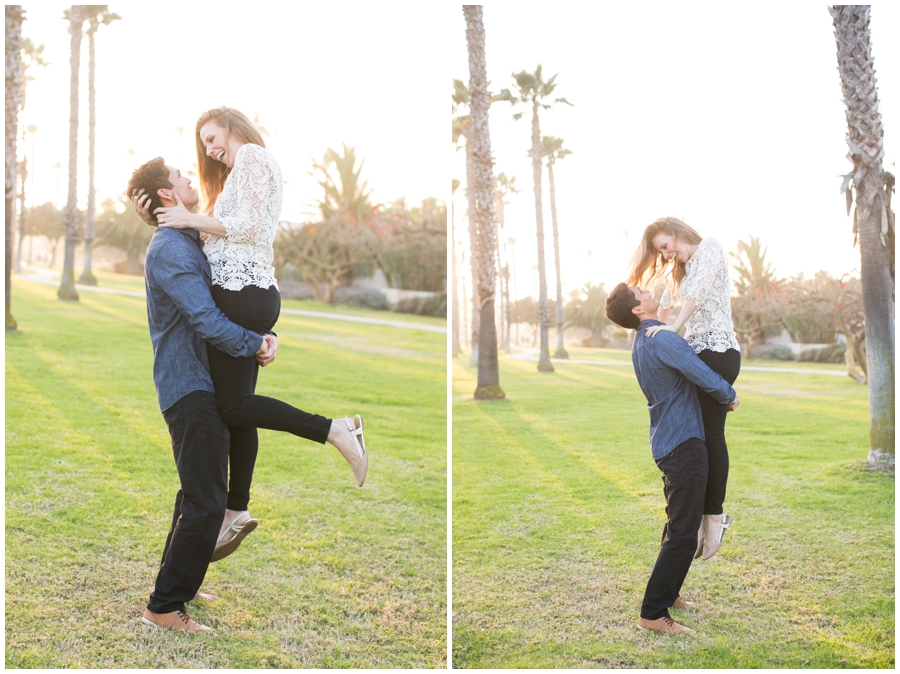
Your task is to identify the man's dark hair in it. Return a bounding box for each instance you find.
[126,157,171,225]
[605,282,641,330]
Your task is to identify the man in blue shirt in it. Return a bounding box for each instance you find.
[606,283,739,635]
[127,158,276,633]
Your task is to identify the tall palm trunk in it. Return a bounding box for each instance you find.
[547,156,567,359]
[15,157,26,273]
[5,6,23,330]
[79,19,97,285]
[464,4,504,400]
[59,5,85,301]
[466,119,480,367]
[451,180,461,357]
[831,5,894,467]
[530,100,553,372]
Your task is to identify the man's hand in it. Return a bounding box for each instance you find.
[256,333,278,367]
[727,393,740,412]
[130,189,157,227]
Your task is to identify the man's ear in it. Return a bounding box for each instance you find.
[631,304,643,317]
[157,187,170,202]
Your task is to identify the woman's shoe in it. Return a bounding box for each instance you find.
[337,415,368,487]
[211,511,258,562]
[694,514,707,559]
[701,513,732,560]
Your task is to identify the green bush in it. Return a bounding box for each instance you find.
[751,345,796,361]
[798,343,846,363]
[394,293,447,317]
[610,329,626,340]
[333,287,391,310]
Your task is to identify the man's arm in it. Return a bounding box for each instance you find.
[149,244,264,358]
[656,332,736,405]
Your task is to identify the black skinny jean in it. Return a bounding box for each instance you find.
[148,390,229,614]
[641,437,709,620]
[696,348,741,515]
[208,284,332,511]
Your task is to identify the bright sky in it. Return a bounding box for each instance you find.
[452,3,899,301]
[16,2,451,222]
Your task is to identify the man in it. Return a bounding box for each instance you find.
[605,283,739,635]
[127,157,277,633]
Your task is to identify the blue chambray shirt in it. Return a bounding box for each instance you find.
[144,227,264,412]
[632,319,736,460]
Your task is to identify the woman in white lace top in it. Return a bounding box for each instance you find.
[152,107,367,554]
[628,216,740,560]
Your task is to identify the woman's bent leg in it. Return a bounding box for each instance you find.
[697,349,741,515]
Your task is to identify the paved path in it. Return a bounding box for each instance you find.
[506,348,848,377]
[16,272,446,334]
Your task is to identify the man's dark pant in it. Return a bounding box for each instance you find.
[640,437,709,620]
[147,390,230,614]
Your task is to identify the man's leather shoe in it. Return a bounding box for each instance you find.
[637,615,694,634]
[673,596,695,609]
[141,609,213,633]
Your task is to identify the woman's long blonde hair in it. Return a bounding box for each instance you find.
[626,216,703,294]
[195,106,266,215]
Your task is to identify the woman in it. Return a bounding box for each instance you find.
[627,216,739,561]
[143,107,368,558]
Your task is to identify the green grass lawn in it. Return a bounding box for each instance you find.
[452,351,894,668]
[6,277,447,668]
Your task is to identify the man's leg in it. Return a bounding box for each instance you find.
[640,437,708,620]
[148,390,229,614]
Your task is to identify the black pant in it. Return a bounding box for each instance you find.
[696,348,741,515]
[148,390,229,614]
[208,284,332,511]
[641,437,709,620]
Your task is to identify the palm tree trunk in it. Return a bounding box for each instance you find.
[59,5,85,301]
[831,4,894,467]
[15,158,26,273]
[464,4,504,399]
[531,101,553,372]
[466,118,480,367]
[547,158,568,359]
[79,21,97,285]
[451,194,461,357]
[5,6,23,330]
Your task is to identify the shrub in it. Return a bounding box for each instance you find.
[610,329,626,340]
[394,293,447,317]
[333,287,391,311]
[798,343,846,363]
[751,345,796,361]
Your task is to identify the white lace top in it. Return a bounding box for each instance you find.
[203,143,281,291]
[660,237,740,354]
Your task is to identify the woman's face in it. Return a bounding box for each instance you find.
[200,122,241,168]
[652,232,690,263]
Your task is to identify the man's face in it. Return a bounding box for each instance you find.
[629,285,659,317]
[161,166,199,209]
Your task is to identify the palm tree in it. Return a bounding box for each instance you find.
[831,5,895,467]
[79,6,120,286]
[494,173,518,353]
[5,6,24,330]
[452,178,461,357]
[311,143,373,223]
[15,41,47,274]
[58,5,86,301]
[16,123,40,272]
[730,235,780,296]
[463,5,504,400]
[498,65,571,372]
[452,78,480,366]
[541,135,572,359]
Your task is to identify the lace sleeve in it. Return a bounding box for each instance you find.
[660,285,674,310]
[219,144,272,244]
[682,238,724,303]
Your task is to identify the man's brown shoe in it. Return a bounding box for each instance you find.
[637,616,694,634]
[142,609,213,633]
[673,596,695,609]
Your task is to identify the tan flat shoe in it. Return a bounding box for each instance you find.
[702,513,732,560]
[336,415,368,487]
[211,512,258,562]
[694,514,707,559]
[142,609,213,633]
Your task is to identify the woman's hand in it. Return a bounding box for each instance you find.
[644,324,677,338]
[156,191,193,229]
[130,189,157,227]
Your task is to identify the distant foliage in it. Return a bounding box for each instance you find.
[333,287,390,311]
[394,293,447,317]
[798,343,847,363]
[95,196,153,275]
[751,345,796,361]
